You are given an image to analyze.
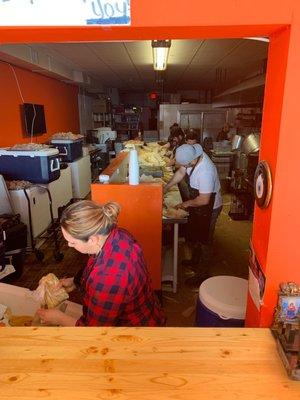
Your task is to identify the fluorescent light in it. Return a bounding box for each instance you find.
[153,47,169,70]
[152,40,171,71]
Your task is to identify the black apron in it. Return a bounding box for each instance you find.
[185,162,216,245]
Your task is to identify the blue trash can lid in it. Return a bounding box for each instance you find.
[199,276,248,320]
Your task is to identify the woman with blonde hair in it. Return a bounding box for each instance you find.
[38,200,165,327]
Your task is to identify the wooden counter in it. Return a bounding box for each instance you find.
[0,327,299,399]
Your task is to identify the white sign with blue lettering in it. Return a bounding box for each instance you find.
[0,0,131,26]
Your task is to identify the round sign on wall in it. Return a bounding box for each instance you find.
[254,160,272,209]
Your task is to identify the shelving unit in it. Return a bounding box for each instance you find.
[92,98,113,129]
[92,112,113,129]
[113,107,142,140]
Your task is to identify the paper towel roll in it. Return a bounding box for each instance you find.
[129,149,139,185]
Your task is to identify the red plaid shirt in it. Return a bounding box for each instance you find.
[76,227,165,327]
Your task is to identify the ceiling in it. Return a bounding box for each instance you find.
[29,39,268,94]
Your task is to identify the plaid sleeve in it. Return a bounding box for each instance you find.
[76,264,129,327]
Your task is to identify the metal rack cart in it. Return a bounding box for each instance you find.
[23,185,64,262]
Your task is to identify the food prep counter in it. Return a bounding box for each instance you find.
[0,327,298,399]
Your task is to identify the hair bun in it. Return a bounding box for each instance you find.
[102,202,120,222]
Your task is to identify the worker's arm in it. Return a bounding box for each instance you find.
[164,166,186,193]
[160,142,171,150]
[176,192,211,209]
[167,156,176,167]
[37,309,76,326]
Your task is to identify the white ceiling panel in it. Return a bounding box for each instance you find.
[18,39,269,93]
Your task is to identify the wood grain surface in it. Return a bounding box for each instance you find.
[0,327,299,399]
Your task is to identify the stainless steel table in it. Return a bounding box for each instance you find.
[162,216,187,293]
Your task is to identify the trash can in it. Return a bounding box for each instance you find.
[195,276,248,327]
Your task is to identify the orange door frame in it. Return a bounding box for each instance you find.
[1,0,300,327]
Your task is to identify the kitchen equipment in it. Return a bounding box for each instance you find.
[90,149,109,181]
[0,196,27,282]
[242,133,260,155]
[114,141,124,155]
[247,153,259,181]
[0,148,60,183]
[92,128,117,144]
[0,174,13,215]
[211,152,232,180]
[9,186,52,243]
[9,184,63,262]
[231,134,243,151]
[51,139,83,162]
[228,193,250,220]
[212,141,232,154]
[43,166,73,219]
[68,155,91,198]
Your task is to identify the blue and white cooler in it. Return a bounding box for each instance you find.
[0,148,60,183]
[51,139,83,162]
[195,276,248,327]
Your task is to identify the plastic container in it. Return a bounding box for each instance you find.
[128,149,139,185]
[195,276,248,327]
[0,148,60,183]
[51,139,83,162]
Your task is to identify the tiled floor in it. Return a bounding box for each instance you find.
[5,194,252,326]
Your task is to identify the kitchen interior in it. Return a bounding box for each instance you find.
[2,0,300,396]
[0,37,268,326]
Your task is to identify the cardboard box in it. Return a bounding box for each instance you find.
[92,99,107,113]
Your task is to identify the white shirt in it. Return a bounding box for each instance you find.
[186,153,222,209]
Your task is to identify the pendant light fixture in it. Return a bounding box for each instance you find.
[151,40,171,71]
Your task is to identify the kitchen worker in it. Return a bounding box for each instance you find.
[165,127,185,166]
[177,129,199,201]
[216,123,230,142]
[169,122,179,135]
[164,144,222,282]
[37,200,165,327]
[185,129,199,145]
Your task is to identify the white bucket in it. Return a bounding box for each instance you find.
[196,276,248,326]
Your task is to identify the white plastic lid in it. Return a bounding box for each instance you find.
[99,174,110,183]
[0,148,59,157]
[199,276,248,320]
[97,127,112,131]
[51,139,82,143]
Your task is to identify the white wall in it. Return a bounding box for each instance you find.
[107,87,120,105]
[159,103,213,140]
[78,93,93,134]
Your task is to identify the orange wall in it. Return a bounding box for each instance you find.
[1,0,300,326]
[258,12,300,326]
[245,27,292,327]
[0,61,79,147]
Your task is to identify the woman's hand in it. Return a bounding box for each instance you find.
[167,159,175,167]
[56,277,76,293]
[37,308,65,326]
[175,202,189,209]
[36,308,77,327]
